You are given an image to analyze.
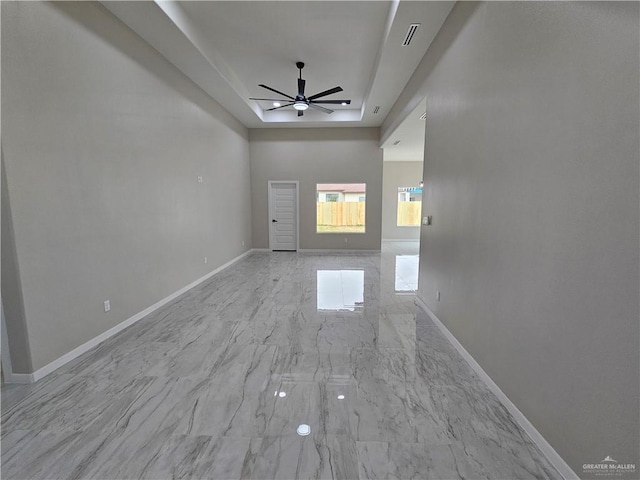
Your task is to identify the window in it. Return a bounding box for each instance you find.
[326,193,339,202]
[397,186,422,226]
[317,183,366,233]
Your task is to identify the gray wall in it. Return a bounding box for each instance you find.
[404,2,639,475]
[1,2,252,372]
[381,161,423,241]
[249,128,382,250]
[1,153,32,373]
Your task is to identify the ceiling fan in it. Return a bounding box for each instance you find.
[249,62,351,117]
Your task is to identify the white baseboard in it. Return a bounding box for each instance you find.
[382,238,420,242]
[23,249,253,384]
[5,373,35,384]
[253,248,381,254]
[414,296,579,480]
[298,249,381,253]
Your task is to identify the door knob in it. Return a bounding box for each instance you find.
[272,219,278,223]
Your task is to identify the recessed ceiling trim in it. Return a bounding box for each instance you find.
[152,1,258,115]
[359,0,401,121]
[103,0,454,129]
[99,0,263,125]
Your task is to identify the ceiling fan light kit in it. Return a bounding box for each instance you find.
[249,61,351,117]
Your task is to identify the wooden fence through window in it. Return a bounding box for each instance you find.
[317,202,365,226]
[397,201,422,226]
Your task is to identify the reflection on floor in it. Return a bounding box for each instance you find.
[1,241,561,479]
[317,270,364,311]
[395,254,419,292]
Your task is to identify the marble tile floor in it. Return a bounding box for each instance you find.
[1,242,562,479]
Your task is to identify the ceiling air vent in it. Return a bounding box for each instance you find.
[373,106,381,114]
[402,23,420,46]
[420,113,427,120]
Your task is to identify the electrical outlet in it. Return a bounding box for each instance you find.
[204,256,208,264]
[436,291,441,301]
[422,217,428,225]
[344,238,348,244]
[197,176,203,183]
[104,300,111,312]
[242,241,245,247]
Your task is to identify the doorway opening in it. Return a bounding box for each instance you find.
[380,98,426,292]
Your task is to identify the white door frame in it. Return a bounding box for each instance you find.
[268,181,300,251]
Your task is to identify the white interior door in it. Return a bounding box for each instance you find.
[269,181,298,251]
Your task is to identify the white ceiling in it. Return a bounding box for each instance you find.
[101,0,454,130]
[180,1,389,113]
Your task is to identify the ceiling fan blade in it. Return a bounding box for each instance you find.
[310,100,351,105]
[308,103,334,114]
[249,97,292,102]
[307,86,343,101]
[298,110,304,117]
[298,78,306,97]
[259,84,295,100]
[265,103,294,111]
